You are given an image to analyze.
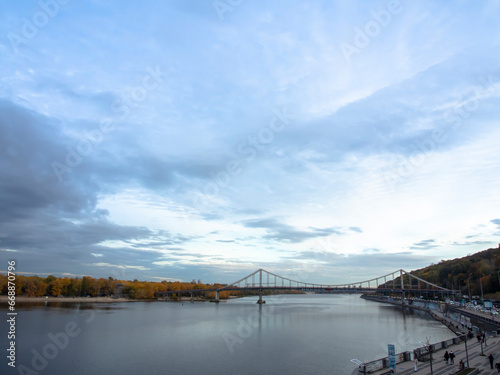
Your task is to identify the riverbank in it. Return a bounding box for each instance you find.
[354,295,500,375]
[361,295,464,335]
[0,295,142,303]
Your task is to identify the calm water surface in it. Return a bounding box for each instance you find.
[2,294,455,375]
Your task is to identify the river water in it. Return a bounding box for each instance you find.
[2,294,455,375]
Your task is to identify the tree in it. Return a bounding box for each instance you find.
[49,278,64,296]
[66,278,81,296]
[45,275,57,284]
[24,277,47,297]
[80,276,91,296]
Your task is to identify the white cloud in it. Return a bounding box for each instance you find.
[1,1,500,283]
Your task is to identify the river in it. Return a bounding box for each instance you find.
[1,294,455,375]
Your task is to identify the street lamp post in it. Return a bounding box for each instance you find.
[420,341,434,375]
[463,335,470,368]
[467,277,471,302]
[479,275,484,306]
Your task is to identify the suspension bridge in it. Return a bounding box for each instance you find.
[155,268,457,304]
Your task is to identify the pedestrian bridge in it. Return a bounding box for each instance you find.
[155,268,456,303]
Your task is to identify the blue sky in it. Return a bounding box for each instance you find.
[1,0,500,285]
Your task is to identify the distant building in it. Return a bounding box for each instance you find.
[198,279,201,284]
[192,279,197,284]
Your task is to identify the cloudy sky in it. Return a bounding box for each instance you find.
[1,1,500,285]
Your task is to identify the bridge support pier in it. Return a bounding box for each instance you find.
[190,293,194,302]
[257,288,265,304]
[400,269,405,309]
[214,290,220,303]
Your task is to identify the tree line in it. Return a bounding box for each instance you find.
[0,274,246,300]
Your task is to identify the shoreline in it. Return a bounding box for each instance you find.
[0,295,143,303]
[361,294,463,335]
[354,295,496,374]
[0,294,244,304]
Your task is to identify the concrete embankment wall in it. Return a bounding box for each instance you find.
[354,295,464,374]
[361,295,465,335]
[354,336,464,374]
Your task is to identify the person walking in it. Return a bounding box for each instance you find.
[444,350,449,364]
[449,351,455,364]
[489,354,495,369]
[414,358,418,372]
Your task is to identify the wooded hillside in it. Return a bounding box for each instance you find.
[408,246,500,298]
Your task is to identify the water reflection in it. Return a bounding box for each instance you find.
[1,294,455,375]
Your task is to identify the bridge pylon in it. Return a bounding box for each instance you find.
[400,269,405,308]
[257,289,265,304]
[257,269,265,304]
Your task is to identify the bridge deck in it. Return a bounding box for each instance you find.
[155,286,455,295]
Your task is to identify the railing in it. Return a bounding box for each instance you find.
[358,336,464,373]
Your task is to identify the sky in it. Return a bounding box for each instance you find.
[1,0,500,285]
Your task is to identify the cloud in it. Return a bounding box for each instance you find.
[1,1,500,284]
[241,218,355,243]
[409,239,438,251]
[89,263,151,271]
[451,240,495,247]
[275,250,439,284]
[491,219,500,228]
[363,248,381,253]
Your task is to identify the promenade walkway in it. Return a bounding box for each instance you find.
[384,335,500,375]
[363,309,500,375]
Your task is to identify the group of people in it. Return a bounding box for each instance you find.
[413,352,462,372]
[411,348,500,373]
[443,350,455,364]
[411,330,500,373]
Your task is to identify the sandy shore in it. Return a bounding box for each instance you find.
[0,296,141,303]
